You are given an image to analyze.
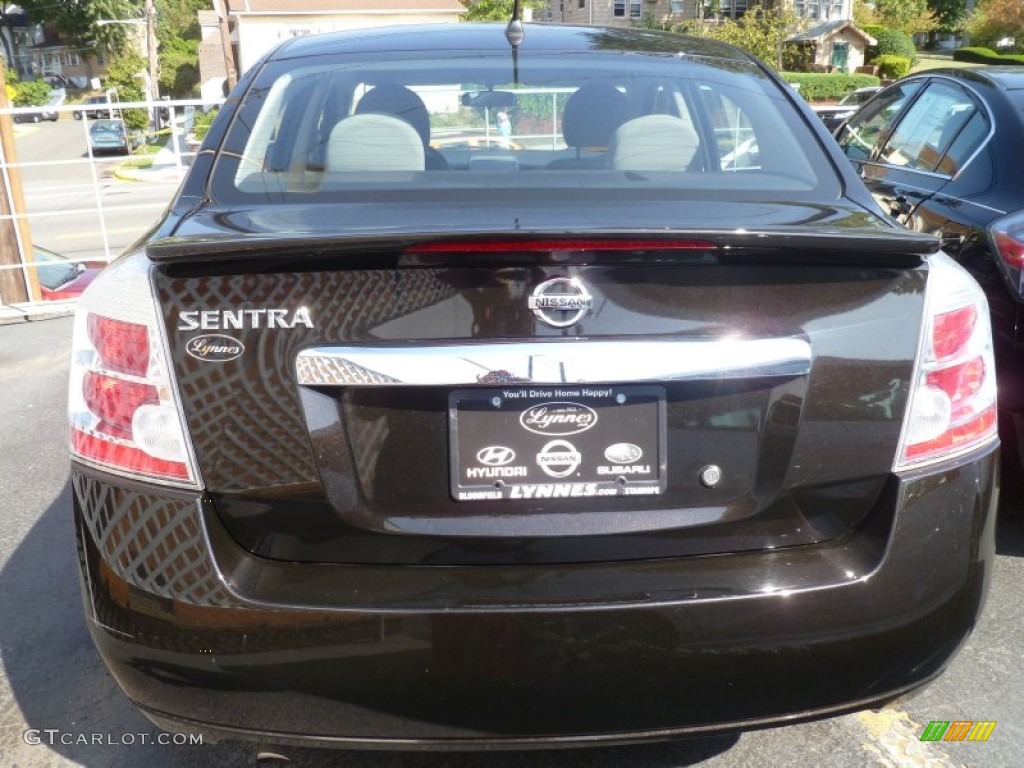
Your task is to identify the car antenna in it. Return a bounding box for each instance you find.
[505,0,525,86]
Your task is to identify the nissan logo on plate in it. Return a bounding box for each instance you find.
[520,402,598,436]
[536,440,582,478]
[527,277,593,328]
[476,446,517,466]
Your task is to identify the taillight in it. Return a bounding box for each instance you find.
[988,211,1024,296]
[895,253,998,470]
[68,253,200,487]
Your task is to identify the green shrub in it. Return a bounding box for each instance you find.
[782,43,815,72]
[953,46,1024,65]
[12,79,51,107]
[866,27,918,66]
[780,72,881,101]
[874,55,911,79]
[192,107,218,141]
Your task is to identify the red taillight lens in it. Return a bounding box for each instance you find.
[926,357,985,421]
[993,231,1024,270]
[88,314,150,376]
[68,253,199,488]
[896,254,998,469]
[71,429,190,481]
[82,371,159,438]
[932,305,976,361]
[903,407,996,461]
[988,212,1024,299]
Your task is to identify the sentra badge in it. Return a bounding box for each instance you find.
[178,308,314,331]
[528,277,593,328]
[520,402,598,436]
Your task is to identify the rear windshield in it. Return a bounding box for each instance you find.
[210,48,837,204]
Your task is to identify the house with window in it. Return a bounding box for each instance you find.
[555,0,858,37]
[784,0,874,73]
[786,19,875,72]
[224,0,465,77]
[554,0,873,73]
[12,21,119,89]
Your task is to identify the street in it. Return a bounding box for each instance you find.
[0,315,1022,767]
[11,119,182,262]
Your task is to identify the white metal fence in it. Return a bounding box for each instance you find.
[0,97,222,313]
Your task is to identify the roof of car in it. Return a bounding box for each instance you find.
[268,22,756,65]
[908,66,1024,91]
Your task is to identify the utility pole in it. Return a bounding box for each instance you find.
[0,60,39,305]
[146,0,159,99]
[213,0,238,90]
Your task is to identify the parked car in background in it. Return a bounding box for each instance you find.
[87,119,135,155]
[33,247,103,300]
[73,95,116,120]
[835,67,1024,492]
[12,106,58,123]
[70,24,998,754]
[812,86,882,133]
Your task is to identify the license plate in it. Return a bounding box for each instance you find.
[449,385,666,502]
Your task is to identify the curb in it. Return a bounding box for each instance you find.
[0,303,76,327]
[113,163,186,184]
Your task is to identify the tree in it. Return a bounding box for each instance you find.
[853,0,881,29]
[154,0,207,96]
[103,49,148,129]
[461,0,542,22]
[965,0,1024,49]
[698,3,799,70]
[873,0,939,36]
[928,0,969,33]
[16,0,140,56]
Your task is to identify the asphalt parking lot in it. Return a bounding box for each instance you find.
[1,315,1022,767]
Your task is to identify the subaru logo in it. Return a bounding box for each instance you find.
[528,277,593,328]
[476,446,516,466]
[604,443,643,464]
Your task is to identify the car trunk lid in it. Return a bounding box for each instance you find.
[151,225,933,566]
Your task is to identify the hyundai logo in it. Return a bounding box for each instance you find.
[476,446,517,467]
[528,277,593,328]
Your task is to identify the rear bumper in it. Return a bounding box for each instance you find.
[73,446,998,749]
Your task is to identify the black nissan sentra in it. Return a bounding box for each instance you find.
[69,23,999,751]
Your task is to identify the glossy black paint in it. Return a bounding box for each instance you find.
[153,255,926,566]
[75,23,1000,749]
[74,445,997,747]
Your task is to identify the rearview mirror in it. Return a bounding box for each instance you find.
[461,90,517,109]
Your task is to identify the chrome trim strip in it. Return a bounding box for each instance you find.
[296,338,812,387]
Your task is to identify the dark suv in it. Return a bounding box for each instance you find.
[72,95,115,120]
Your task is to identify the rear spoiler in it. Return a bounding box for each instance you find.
[145,229,940,266]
